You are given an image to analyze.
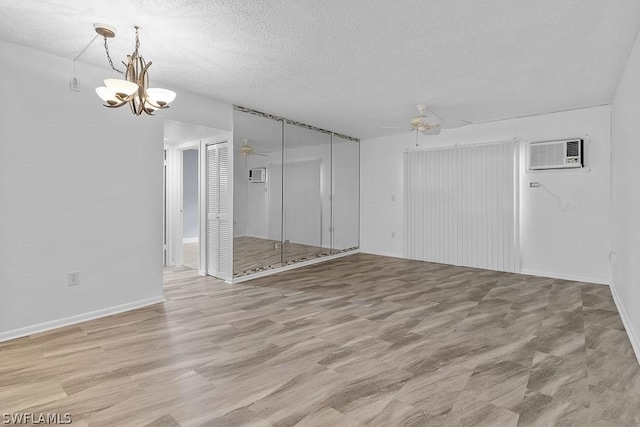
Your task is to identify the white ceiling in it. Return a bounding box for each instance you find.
[163,119,227,145]
[1,1,640,139]
[233,110,335,153]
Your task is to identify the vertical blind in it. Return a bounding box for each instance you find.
[404,141,519,273]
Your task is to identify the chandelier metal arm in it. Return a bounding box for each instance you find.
[103,100,129,108]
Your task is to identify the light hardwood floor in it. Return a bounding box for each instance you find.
[1,254,639,426]
[233,236,335,277]
[182,242,199,271]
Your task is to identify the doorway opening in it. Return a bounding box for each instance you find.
[182,149,199,270]
[164,119,231,275]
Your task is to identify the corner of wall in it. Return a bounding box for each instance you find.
[609,283,640,364]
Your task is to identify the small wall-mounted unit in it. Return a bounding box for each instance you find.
[529,139,583,170]
[249,167,266,183]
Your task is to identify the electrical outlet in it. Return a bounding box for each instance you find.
[69,78,80,92]
[68,271,80,286]
[530,182,540,188]
[391,232,396,238]
[391,195,396,202]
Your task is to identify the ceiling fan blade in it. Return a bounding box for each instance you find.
[422,110,439,120]
[422,125,441,135]
[380,127,414,134]
[438,119,471,129]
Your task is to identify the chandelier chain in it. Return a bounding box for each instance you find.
[134,26,140,57]
[102,36,125,76]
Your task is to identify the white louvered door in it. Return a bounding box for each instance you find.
[206,143,232,280]
[404,141,519,273]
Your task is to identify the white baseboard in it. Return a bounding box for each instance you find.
[0,295,166,344]
[609,283,640,365]
[519,269,610,285]
[360,249,404,259]
[231,249,361,283]
[359,254,609,285]
[182,237,199,244]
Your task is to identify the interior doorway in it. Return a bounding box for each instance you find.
[164,119,231,275]
[182,149,199,270]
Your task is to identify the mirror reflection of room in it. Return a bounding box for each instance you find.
[233,108,360,277]
[233,111,283,275]
[282,123,332,265]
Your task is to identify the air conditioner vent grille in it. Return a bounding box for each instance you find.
[249,167,266,183]
[566,140,580,157]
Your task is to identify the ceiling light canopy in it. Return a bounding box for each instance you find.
[94,24,176,116]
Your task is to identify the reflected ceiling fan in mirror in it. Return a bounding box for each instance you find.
[381,103,471,135]
[238,139,267,156]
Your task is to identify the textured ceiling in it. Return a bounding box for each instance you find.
[1,1,640,139]
[233,110,335,153]
[163,119,228,145]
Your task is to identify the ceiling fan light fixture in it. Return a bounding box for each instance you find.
[240,146,254,155]
[410,117,425,127]
[239,138,258,156]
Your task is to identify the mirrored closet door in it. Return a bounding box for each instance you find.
[233,111,283,276]
[232,107,360,278]
[282,122,332,265]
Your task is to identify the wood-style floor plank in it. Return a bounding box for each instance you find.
[1,253,639,426]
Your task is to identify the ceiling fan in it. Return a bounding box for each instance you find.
[238,139,267,156]
[382,104,471,135]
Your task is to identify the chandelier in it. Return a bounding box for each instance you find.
[94,24,176,116]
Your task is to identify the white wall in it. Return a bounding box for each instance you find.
[611,29,640,359]
[183,149,199,239]
[332,137,360,250]
[244,144,332,246]
[0,40,232,340]
[361,106,611,284]
[233,154,249,237]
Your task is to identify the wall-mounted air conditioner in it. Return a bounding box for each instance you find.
[528,139,583,170]
[249,167,266,183]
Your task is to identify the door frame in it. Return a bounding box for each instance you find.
[165,140,201,269]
